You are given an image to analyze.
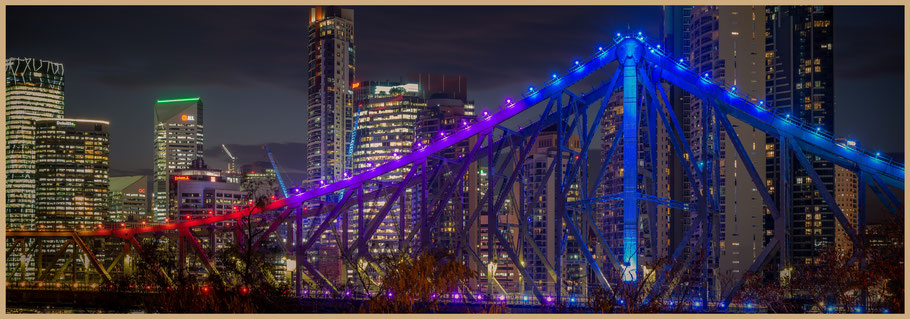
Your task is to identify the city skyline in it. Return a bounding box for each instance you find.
[5,6,903,184]
[4,5,905,314]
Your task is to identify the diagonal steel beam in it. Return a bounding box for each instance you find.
[36,239,72,282]
[713,102,781,220]
[790,141,859,244]
[181,228,220,278]
[870,174,903,219]
[349,169,416,254]
[300,187,356,253]
[127,236,174,287]
[299,257,337,293]
[71,234,112,283]
[720,237,781,308]
[250,206,299,252]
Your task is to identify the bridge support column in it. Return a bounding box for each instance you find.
[620,40,640,282]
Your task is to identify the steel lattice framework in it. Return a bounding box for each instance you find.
[6,33,904,311]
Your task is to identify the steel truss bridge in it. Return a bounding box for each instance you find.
[6,32,904,312]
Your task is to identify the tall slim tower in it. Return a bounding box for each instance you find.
[689,5,767,296]
[765,6,835,267]
[35,119,110,230]
[305,6,355,190]
[153,97,204,222]
[5,57,65,230]
[661,5,693,253]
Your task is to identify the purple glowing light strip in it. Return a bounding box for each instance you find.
[279,45,620,209]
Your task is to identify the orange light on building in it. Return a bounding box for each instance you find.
[181,114,188,121]
[138,188,146,194]
[210,176,216,182]
[174,176,190,181]
[352,82,361,89]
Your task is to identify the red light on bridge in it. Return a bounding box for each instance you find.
[241,287,249,294]
[141,221,146,225]
[165,218,169,223]
[120,222,125,227]
[208,210,214,215]
[202,286,210,293]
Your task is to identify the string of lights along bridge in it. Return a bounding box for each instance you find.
[6,30,903,314]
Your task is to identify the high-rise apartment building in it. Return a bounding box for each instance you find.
[5,57,65,230]
[765,6,836,266]
[351,81,424,259]
[524,126,583,295]
[34,119,110,230]
[688,5,767,295]
[834,139,859,256]
[109,175,149,222]
[153,97,204,222]
[306,6,355,191]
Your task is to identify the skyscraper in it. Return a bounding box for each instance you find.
[524,126,582,296]
[153,97,204,222]
[661,5,693,253]
[5,57,65,230]
[34,119,110,230]
[688,5,767,296]
[306,6,355,190]
[834,141,859,256]
[109,175,149,222]
[765,6,836,267]
[351,81,424,259]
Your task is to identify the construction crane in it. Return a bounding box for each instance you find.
[221,144,236,173]
[264,145,289,198]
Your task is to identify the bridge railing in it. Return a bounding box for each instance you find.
[635,35,904,174]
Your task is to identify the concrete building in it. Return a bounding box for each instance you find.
[351,81,424,260]
[5,57,66,230]
[524,126,583,296]
[305,6,356,190]
[688,5,767,296]
[34,119,110,230]
[153,97,204,222]
[109,175,149,222]
[834,139,859,256]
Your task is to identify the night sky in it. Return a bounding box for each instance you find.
[6,6,904,184]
